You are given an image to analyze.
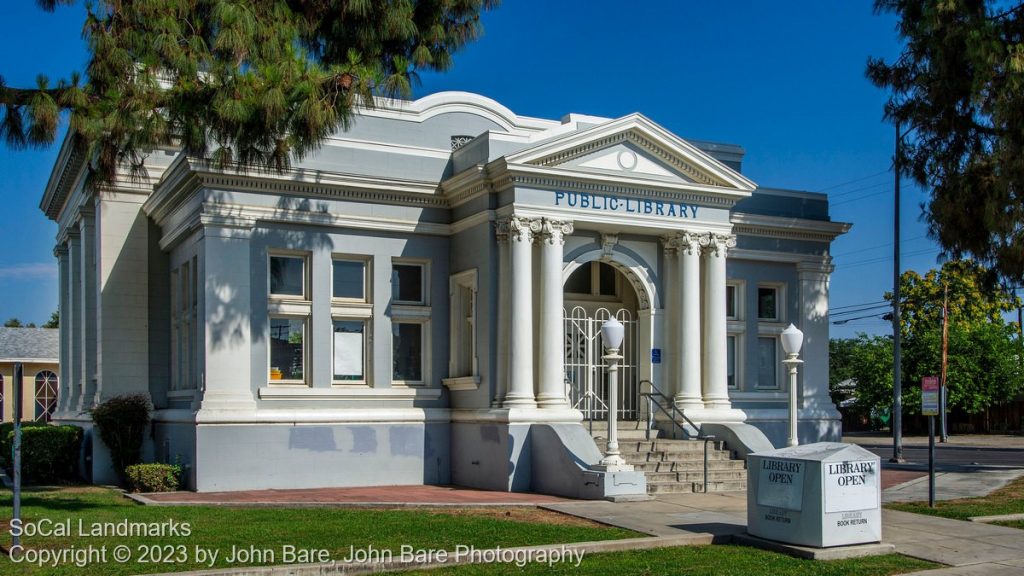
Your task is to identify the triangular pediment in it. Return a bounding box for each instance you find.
[504,114,756,193]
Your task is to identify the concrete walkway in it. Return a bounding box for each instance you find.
[883,468,1024,503]
[544,488,1024,575]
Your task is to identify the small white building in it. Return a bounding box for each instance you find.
[41,92,849,493]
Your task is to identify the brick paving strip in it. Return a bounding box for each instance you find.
[137,534,714,576]
[131,485,569,508]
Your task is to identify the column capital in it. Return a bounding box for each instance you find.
[54,244,69,258]
[664,231,701,256]
[508,215,540,243]
[538,218,574,246]
[699,233,736,258]
[495,218,511,244]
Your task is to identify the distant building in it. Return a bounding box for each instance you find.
[0,327,60,422]
[41,93,849,493]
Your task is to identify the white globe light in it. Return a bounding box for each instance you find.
[781,323,804,356]
[601,318,625,350]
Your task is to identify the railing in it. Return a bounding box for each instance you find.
[570,379,609,436]
[638,379,717,494]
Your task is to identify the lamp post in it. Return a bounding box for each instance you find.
[596,318,631,470]
[781,324,804,447]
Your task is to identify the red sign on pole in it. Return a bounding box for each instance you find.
[921,376,939,416]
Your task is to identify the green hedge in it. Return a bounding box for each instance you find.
[4,425,83,484]
[0,421,52,466]
[125,463,181,493]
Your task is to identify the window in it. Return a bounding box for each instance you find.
[34,371,58,422]
[333,320,367,382]
[447,270,478,382]
[0,374,4,420]
[270,317,306,382]
[727,335,737,389]
[270,255,306,297]
[757,286,778,321]
[333,258,368,301]
[726,285,738,319]
[392,322,424,383]
[392,263,425,304]
[565,262,618,297]
[170,259,199,391]
[757,336,778,389]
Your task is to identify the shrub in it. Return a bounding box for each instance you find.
[89,394,151,484]
[0,421,49,466]
[6,425,83,484]
[125,463,181,493]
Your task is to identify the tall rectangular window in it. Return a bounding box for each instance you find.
[333,259,367,300]
[333,320,366,382]
[727,335,737,389]
[270,255,305,297]
[392,263,425,304]
[392,322,423,383]
[757,286,778,321]
[726,285,738,319]
[270,317,305,382]
[757,336,778,389]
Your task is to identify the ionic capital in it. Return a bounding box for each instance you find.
[538,218,574,246]
[699,233,736,258]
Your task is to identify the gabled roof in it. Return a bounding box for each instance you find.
[503,113,757,194]
[0,327,59,363]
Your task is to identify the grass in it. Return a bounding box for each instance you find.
[887,475,1024,522]
[409,545,936,576]
[0,486,637,575]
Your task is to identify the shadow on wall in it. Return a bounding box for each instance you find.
[204,193,335,352]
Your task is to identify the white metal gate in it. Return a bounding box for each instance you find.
[564,306,639,421]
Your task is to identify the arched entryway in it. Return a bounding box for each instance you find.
[563,259,646,421]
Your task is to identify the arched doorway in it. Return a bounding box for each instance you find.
[563,261,642,421]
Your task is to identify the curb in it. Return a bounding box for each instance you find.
[125,492,556,509]
[969,512,1024,523]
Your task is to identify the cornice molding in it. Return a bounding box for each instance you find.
[731,212,851,243]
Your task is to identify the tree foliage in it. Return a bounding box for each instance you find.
[836,261,1024,419]
[867,0,1024,282]
[43,310,59,329]
[0,0,497,184]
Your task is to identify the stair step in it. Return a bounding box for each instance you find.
[631,460,746,473]
[590,430,661,441]
[621,451,734,462]
[644,470,747,483]
[646,480,747,494]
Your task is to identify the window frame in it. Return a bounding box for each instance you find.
[391,319,428,386]
[726,281,745,321]
[331,317,370,385]
[34,370,58,422]
[564,262,620,301]
[755,335,781,390]
[726,333,742,390]
[332,255,371,303]
[268,315,308,385]
[268,252,310,301]
[391,260,428,306]
[756,284,782,322]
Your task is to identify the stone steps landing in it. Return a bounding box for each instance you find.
[588,420,747,494]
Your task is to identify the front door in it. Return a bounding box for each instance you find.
[564,306,639,421]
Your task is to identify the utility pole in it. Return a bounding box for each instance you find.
[892,119,904,463]
[940,284,949,443]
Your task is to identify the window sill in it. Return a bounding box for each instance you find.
[167,390,196,399]
[443,376,481,391]
[258,387,442,400]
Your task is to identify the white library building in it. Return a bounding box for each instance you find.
[41,92,849,496]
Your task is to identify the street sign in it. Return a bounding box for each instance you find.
[921,376,939,417]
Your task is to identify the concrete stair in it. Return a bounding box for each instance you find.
[588,420,747,494]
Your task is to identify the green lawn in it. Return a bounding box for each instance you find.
[887,475,1024,523]
[0,486,637,575]
[409,545,936,576]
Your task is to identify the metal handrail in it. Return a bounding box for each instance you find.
[638,379,717,493]
[572,382,609,436]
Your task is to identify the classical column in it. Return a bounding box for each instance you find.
[54,244,70,419]
[66,229,82,415]
[77,208,97,411]
[493,220,511,407]
[661,237,679,398]
[537,218,573,408]
[676,232,704,410]
[503,216,539,406]
[700,233,735,409]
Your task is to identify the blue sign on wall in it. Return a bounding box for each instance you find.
[651,348,662,364]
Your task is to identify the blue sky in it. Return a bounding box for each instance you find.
[0,1,937,337]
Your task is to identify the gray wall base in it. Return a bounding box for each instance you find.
[192,422,450,492]
[743,418,843,450]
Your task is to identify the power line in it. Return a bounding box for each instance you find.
[831,300,888,311]
[832,235,928,258]
[833,247,940,270]
[831,187,891,207]
[830,304,891,317]
[817,169,891,192]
